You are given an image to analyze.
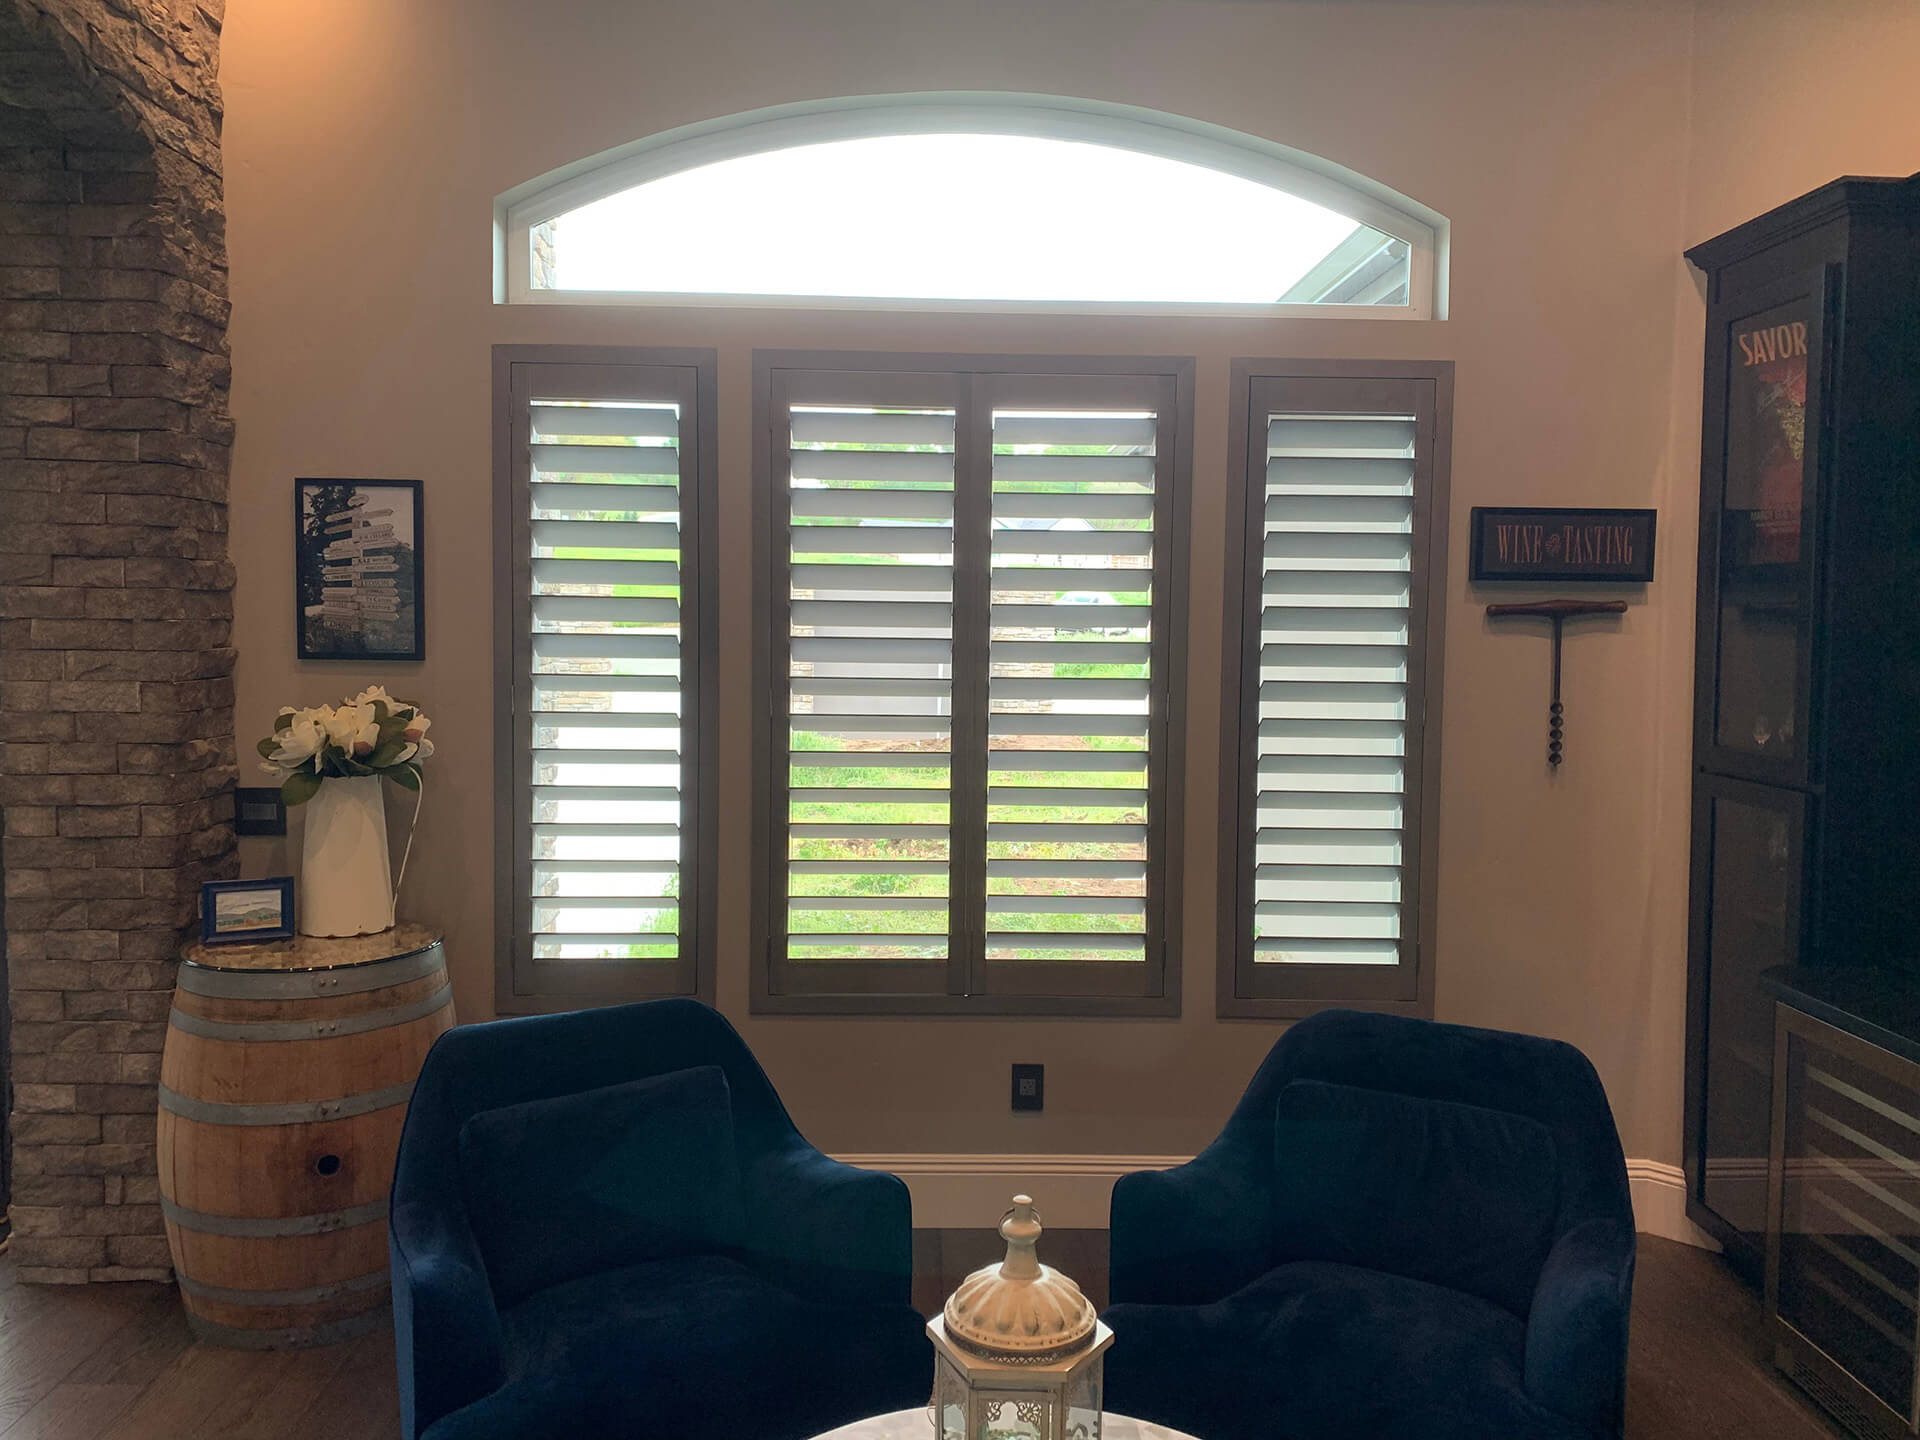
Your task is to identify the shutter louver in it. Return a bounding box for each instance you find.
[1255,412,1414,968]
[525,397,686,962]
[987,410,1157,963]
[784,404,957,964]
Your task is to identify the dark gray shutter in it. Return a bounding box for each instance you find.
[498,352,712,1006]
[758,357,1186,1015]
[1226,366,1449,1016]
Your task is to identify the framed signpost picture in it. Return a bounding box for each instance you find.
[294,479,426,660]
[1469,506,1656,584]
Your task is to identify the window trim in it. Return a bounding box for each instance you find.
[1217,358,1452,1020]
[495,92,1446,319]
[751,349,1193,1017]
[491,344,719,1014]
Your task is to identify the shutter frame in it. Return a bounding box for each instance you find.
[493,347,717,1012]
[1219,361,1451,1020]
[752,351,1191,1016]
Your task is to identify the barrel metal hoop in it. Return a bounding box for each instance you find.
[161,1194,390,1238]
[183,1307,387,1351]
[176,945,445,1000]
[175,1266,390,1309]
[157,1080,415,1128]
[167,983,453,1044]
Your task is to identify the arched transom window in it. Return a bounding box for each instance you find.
[499,95,1444,316]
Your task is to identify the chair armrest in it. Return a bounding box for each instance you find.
[1523,1217,1636,1438]
[390,1199,507,1440]
[743,1145,914,1308]
[1109,1151,1273,1308]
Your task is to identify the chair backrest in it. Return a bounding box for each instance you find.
[1210,1009,1631,1302]
[393,998,809,1227]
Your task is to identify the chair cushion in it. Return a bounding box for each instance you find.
[420,1254,933,1440]
[1104,1261,1587,1440]
[458,1065,745,1306]
[1272,1078,1560,1317]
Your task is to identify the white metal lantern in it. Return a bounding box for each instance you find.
[928,1194,1112,1440]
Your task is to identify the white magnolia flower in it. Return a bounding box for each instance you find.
[268,713,326,770]
[349,684,394,709]
[321,704,371,753]
[403,712,431,743]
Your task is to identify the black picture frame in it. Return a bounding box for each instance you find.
[200,877,296,946]
[294,478,426,660]
[1469,506,1656,583]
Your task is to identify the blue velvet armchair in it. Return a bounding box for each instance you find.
[1104,1010,1635,1440]
[390,998,930,1440]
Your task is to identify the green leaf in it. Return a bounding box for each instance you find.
[273,712,294,733]
[281,768,322,806]
[371,699,389,724]
[255,737,281,761]
[388,762,422,791]
[366,739,404,769]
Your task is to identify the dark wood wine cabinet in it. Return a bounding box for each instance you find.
[1683,173,1920,1280]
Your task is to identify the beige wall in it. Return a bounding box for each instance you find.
[215,0,1916,1165]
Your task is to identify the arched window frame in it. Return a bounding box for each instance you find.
[494,93,1448,319]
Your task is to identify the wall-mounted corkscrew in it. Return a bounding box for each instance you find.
[1485,599,1628,767]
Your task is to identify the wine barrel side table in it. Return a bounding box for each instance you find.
[157,923,454,1349]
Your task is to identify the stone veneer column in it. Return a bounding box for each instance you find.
[0,0,233,1282]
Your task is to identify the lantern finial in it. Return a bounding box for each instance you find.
[998,1195,1043,1280]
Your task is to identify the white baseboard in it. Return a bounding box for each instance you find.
[835,1153,1186,1230]
[837,1152,1723,1251]
[1626,1158,1721,1250]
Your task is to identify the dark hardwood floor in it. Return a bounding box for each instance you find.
[0,1234,1843,1438]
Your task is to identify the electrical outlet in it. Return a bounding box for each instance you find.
[1011,1063,1044,1113]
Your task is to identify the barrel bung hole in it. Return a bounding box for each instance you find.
[313,1153,343,1178]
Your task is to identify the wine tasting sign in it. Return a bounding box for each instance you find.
[1469,506,1656,583]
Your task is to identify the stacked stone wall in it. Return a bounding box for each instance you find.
[0,0,232,1282]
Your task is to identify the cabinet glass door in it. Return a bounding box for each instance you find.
[1700,272,1830,785]
[1693,774,1806,1245]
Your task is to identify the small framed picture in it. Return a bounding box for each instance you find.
[200,877,296,946]
[294,478,425,661]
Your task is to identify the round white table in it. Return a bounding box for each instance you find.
[811,1409,1198,1440]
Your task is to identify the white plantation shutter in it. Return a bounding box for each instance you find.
[780,386,957,980]
[761,359,1186,1012]
[1228,369,1447,1013]
[498,354,712,1003]
[987,406,1161,966]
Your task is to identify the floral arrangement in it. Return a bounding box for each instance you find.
[257,685,434,804]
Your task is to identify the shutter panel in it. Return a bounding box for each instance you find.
[1254,410,1414,968]
[987,409,1158,963]
[524,394,688,964]
[783,402,957,964]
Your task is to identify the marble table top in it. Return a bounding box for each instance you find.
[811,1409,1198,1440]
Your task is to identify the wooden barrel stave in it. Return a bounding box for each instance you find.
[171,971,448,1026]
[162,1220,387,1292]
[157,1107,406,1215]
[159,1010,451,1104]
[158,936,451,1349]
